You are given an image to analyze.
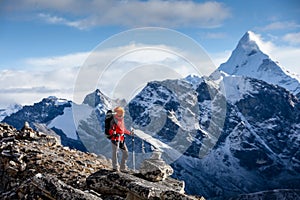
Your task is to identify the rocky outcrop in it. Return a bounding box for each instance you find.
[87,169,200,200]
[0,123,109,199]
[0,123,204,200]
[85,148,204,200]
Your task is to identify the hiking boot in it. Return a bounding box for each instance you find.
[120,166,129,173]
[112,168,119,172]
[120,169,129,173]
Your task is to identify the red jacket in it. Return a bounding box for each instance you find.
[109,115,131,142]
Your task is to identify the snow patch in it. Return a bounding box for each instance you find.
[48,107,77,140]
[222,76,257,103]
[48,103,93,140]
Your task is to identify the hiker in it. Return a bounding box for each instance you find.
[109,106,132,172]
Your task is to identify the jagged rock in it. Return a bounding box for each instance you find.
[86,169,201,200]
[160,177,185,194]
[1,173,102,200]
[139,150,173,182]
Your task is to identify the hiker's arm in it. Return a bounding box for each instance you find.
[124,128,131,135]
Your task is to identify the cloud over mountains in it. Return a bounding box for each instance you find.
[2,0,231,29]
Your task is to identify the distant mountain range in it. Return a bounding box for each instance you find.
[2,31,300,200]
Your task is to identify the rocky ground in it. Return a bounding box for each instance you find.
[0,123,204,200]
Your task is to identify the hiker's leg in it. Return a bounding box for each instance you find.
[120,141,129,170]
[111,141,119,170]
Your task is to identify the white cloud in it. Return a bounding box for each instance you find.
[73,43,216,103]
[270,46,300,76]
[0,68,77,108]
[261,21,300,31]
[25,51,89,70]
[283,32,300,45]
[2,42,215,107]
[210,50,231,67]
[7,0,231,29]
[200,32,227,39]
[37,13,90,30]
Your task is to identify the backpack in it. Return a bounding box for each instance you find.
[104,110,115,139]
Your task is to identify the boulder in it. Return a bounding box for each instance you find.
[139,150,173,182]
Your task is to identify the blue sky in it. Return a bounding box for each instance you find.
[0,0,300,107]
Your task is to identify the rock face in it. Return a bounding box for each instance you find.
[139,150,174,182]
[0,123,203,200]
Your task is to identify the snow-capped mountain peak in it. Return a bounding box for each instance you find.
[83,89,112,108]
[239,31,264,54]
[45,96,70,106]
[218,31,300,95]
[219,31,268,75]
[83,89,126,109]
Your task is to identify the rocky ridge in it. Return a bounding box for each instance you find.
[0,123,108,199]
[0,123,204,200]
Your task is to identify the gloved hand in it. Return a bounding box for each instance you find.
[113,131,117,137]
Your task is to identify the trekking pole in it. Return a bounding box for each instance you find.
[115,131,120,171]
[131,128,135,172]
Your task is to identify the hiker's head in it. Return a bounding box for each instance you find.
[114,106,125,117]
